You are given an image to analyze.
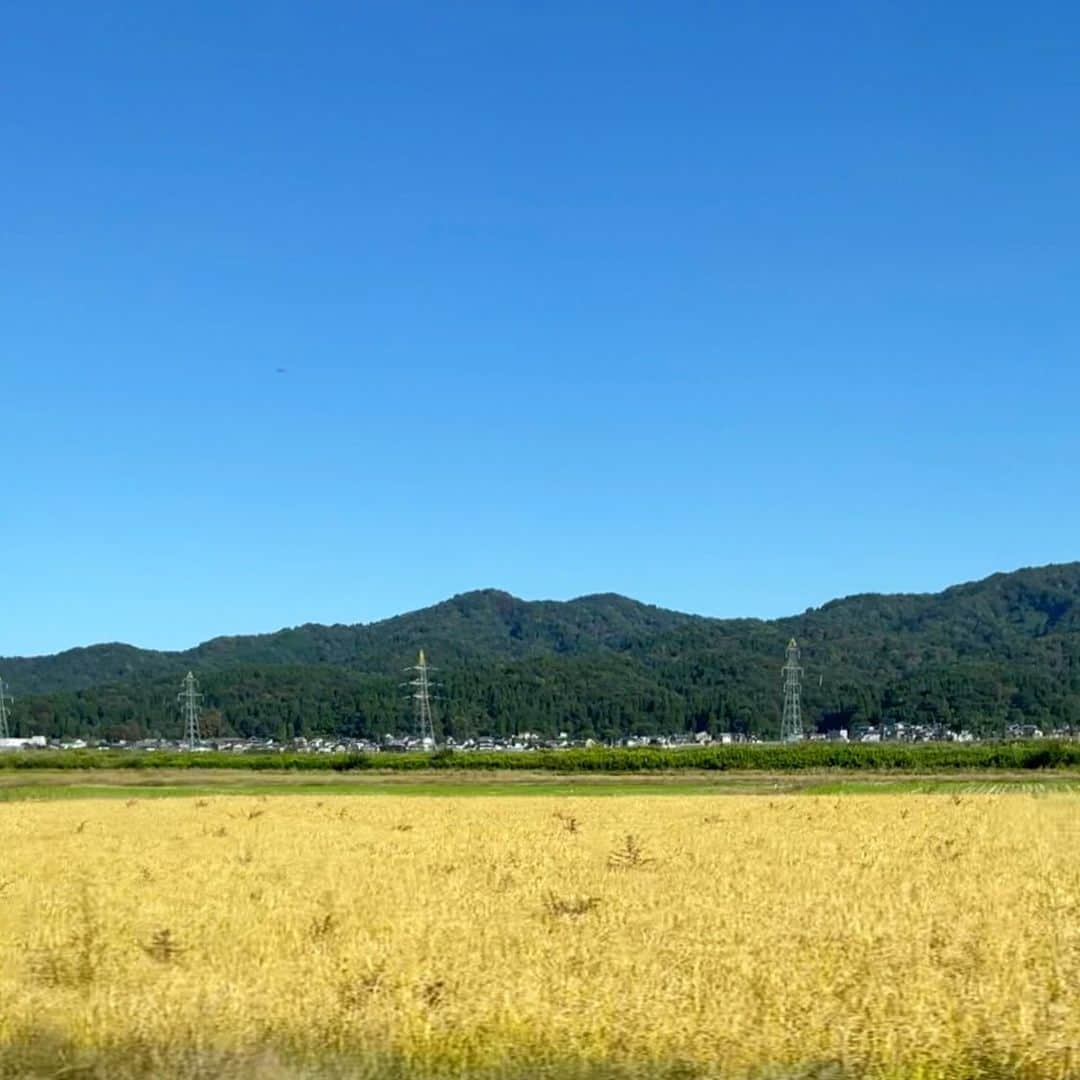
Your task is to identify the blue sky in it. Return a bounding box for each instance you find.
[2,1,1078,656]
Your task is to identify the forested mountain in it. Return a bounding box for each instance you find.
[4,590,699,695]
[4,564,1080,741]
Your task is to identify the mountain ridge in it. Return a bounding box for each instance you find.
[11,560,1075,663]
[4,562,1080,741]
[2,561,1080,686]
[4,562,1080,695]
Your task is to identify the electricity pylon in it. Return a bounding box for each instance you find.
[780,638,804,742]
[177,671,202,749]
[404,650,437,747]
[0,676,12,739]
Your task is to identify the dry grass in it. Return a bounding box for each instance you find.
[0,793,1077,1078]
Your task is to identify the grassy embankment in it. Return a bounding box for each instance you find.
[2,742,1077,801]
[2,769,1080,802]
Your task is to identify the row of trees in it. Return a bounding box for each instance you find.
[4,741,1079,772]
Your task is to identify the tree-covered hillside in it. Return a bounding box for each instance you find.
[3,590,699,695]
[4,564,1080,741]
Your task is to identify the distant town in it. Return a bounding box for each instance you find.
[0,720,1072,755]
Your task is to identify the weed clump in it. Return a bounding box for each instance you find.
[543,892,602,918]
[607,834,653,870]
[142,928,185,964]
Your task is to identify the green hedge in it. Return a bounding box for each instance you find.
[1,741,1078,772]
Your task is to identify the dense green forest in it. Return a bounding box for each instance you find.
[4,563,1080,741]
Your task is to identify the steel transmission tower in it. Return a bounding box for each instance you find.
[780,638,804,742]
[178,671,202,749]
[0,676,12,740]
[405,650,437,747]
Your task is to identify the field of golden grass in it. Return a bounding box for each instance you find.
[1,792,1077,1079]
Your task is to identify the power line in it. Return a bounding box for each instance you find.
[0,676,12,740]
[404,650,437,747]
[177,671,202,750]
[780,638,803,742]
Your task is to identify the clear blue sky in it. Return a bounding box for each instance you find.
[3,2,1078,656]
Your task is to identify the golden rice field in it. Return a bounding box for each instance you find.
[1,792,1078,1079]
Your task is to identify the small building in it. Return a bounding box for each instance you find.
[0,735,46,751]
